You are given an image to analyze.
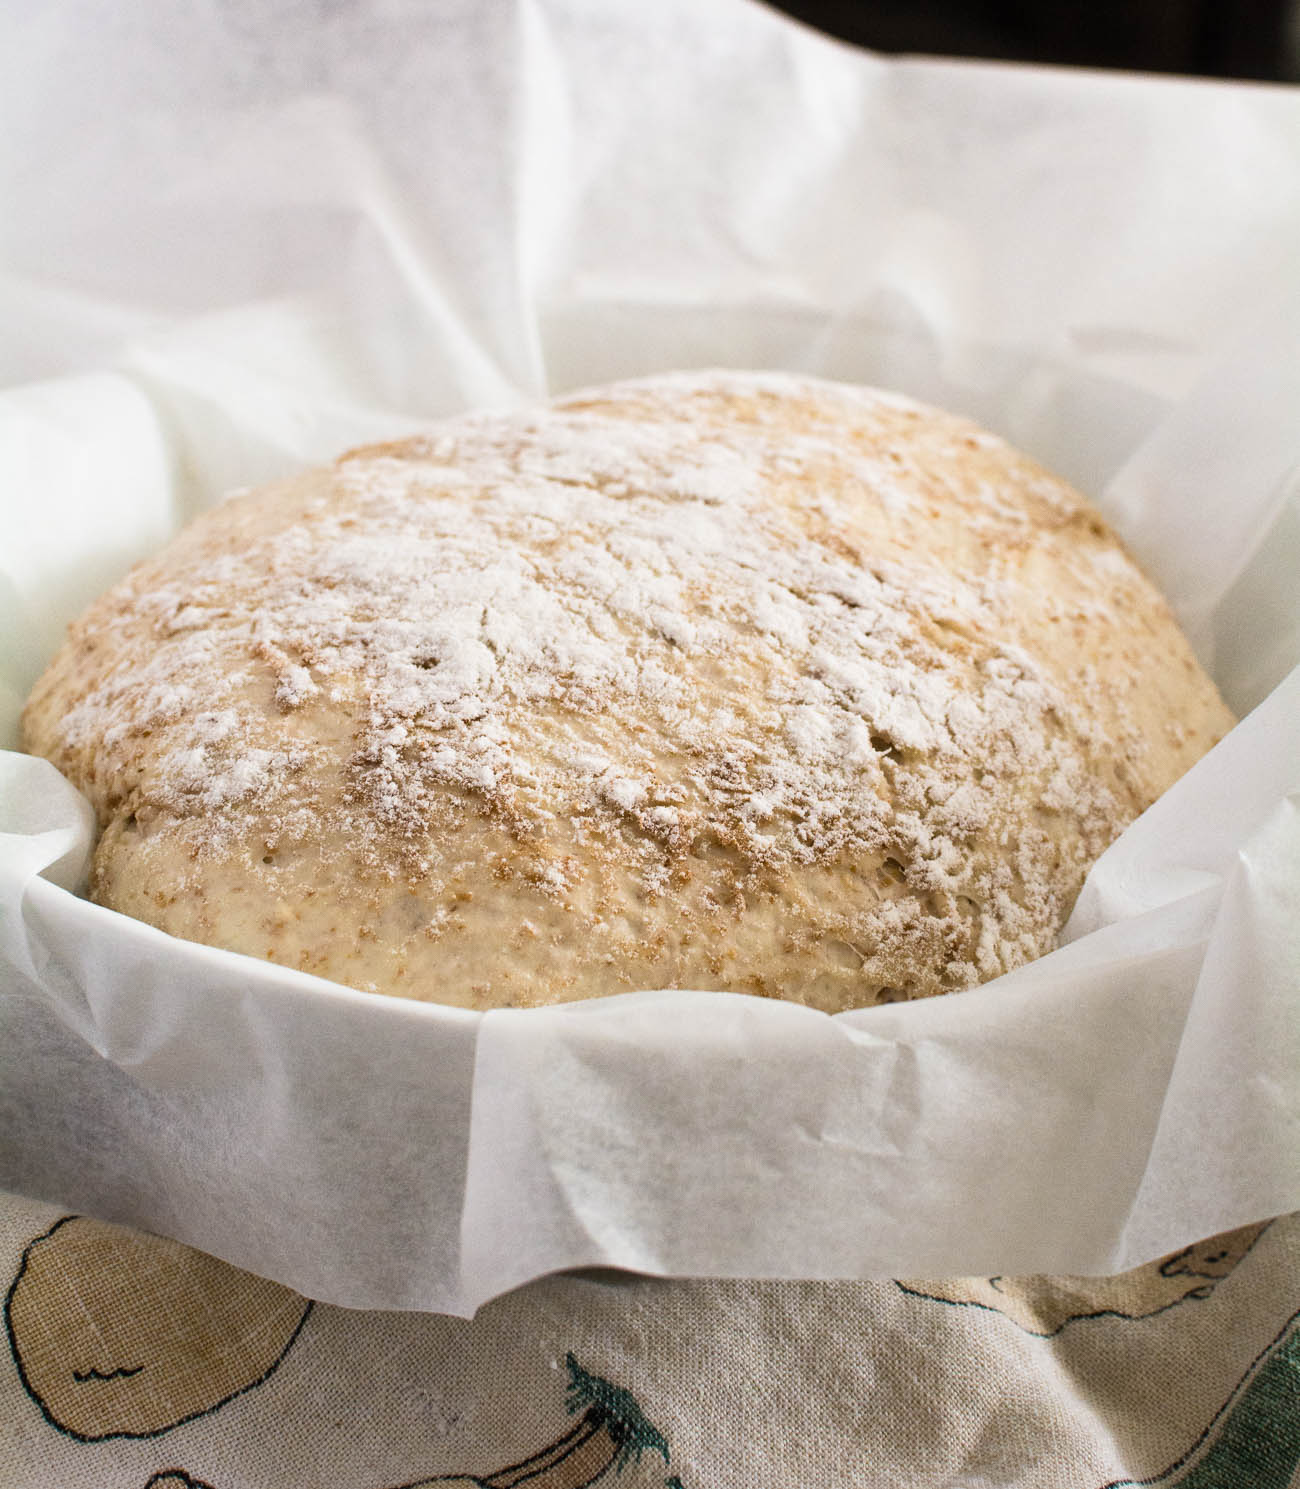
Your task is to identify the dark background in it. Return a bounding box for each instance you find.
[766,0,1299,81]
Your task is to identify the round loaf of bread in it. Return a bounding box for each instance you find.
[22,371,1233,1012]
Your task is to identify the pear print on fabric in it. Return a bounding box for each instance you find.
[5,1215,311,1442]
[897,1221,1270,1336]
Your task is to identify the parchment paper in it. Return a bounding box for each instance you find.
[1,0,1298,1315]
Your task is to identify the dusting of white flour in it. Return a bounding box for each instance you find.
[45,370,1140,998]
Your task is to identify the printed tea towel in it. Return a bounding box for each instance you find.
[4,1188,1297,1488]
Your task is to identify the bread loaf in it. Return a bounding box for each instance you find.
[22,371,1233,1011]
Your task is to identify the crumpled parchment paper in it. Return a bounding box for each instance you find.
[1,0,1297,1314]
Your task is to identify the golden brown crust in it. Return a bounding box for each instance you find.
[22,371,1234,1010]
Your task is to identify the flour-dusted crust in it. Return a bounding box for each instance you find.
[23,372,1234,1011]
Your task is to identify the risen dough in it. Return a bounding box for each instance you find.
[22,371,1233,1011]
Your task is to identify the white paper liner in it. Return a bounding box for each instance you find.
[1,0,1299,1315]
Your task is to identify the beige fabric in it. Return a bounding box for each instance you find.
[4,1189,1297,1488]
[5,1216,309,1444]
[22,371,1232,1013]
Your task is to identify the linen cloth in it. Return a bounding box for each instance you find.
[4,1187,1296,1488]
